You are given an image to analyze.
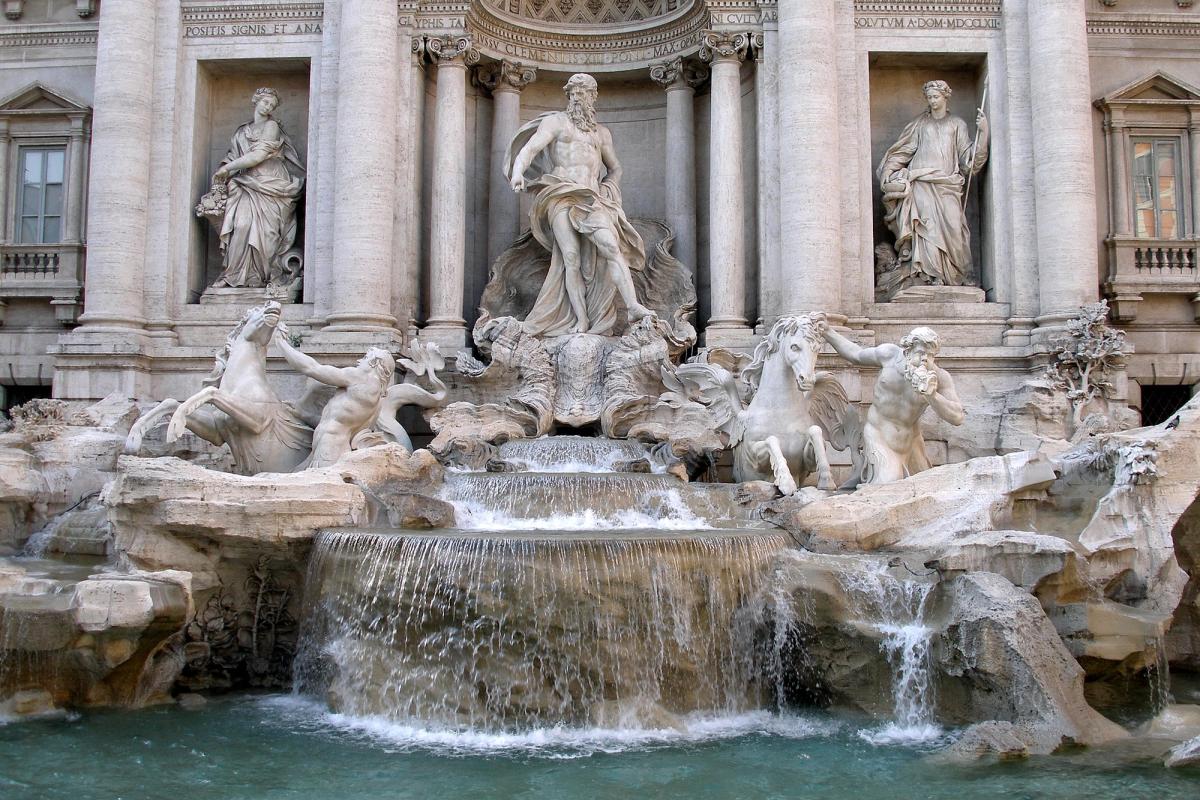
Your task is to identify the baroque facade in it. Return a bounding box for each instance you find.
[0,0,1197,437]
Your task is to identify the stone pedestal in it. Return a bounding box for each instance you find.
[890,286,986,304]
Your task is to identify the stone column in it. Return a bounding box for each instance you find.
[752,31,780,330]
[424,35,479,350]
[1106,112,1131,238]
[64,115,87,243]
[75,0,158,331]
[0,120,10,243]
[777,0,841,317]
[650,57,705,278]
[392,28,424,335]
[1190,109,1200,238]
[325,0,399,332]
[700,31,752,347]
[480,60,536,269]
[1028,0,1098,331]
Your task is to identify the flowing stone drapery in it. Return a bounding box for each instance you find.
[1027,0,1098,332]
[700,31,752,348]
[752,31,780,330]
[325,0,399,332]
[777,0,841,317]
[650,57,705,280]
[75,0,158,331]
[424,35,479,350]
[481,60,537,269]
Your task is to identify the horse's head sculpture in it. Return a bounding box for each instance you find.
[741,314,825,395]
[203,301,284,388]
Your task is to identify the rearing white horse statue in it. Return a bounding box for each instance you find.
[670,314,855,494]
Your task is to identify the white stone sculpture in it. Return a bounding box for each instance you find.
[124,301,313,475]
[273,335,446,469]
[820,321,964,485]
[504,73,656,336]
[876,79,988,298]
[1044,300,1129,440]
[670,314,855,495]
[199,87,305,292]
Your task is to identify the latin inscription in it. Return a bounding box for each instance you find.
[184,22,323,39]
[854,16,1000,31]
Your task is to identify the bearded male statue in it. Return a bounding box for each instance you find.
[818,321,964,486]
[504,73,656,337]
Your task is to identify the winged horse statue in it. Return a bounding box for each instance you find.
[666,314,859,495]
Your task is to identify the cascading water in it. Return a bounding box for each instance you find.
[837,561,939,743]
[292,436,942,744]
[294,530,790,731]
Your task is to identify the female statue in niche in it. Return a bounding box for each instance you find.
[876,79,988,297]
[204,87,305,290]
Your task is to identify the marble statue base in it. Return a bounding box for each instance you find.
[200,284,300,305]
[890,285,986,304]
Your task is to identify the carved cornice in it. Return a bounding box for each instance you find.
[649,56,707,90]
[476,59,537,93]
[425,34,480,66]
[0,23,97,50]
[181,2,324,23]
[466,0,709,72]
[698,30,750,64]
[853,1,1000,12]
[1087,15,1200,38]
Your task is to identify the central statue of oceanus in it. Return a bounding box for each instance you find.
[505,73,656,337]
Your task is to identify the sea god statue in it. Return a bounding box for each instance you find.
[877,80,988,297]
[201,87,305,291]
[504,73,656,337]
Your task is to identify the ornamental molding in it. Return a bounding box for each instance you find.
[853,1,1000,13]
[0,23,97,50]
[698,29,750,63]
[466,0,710,72]
[1087,14,1200,38]
[181,2,323,21]
[475,58,537,92]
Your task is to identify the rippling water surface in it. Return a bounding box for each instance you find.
[1,696,1197,800]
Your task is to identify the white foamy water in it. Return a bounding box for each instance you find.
[263,696,839,758]
[451,490,714,531]
[857,722,946,747]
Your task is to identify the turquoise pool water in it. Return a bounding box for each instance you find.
[1,696,1197,800]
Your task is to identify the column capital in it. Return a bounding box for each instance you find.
[699,30,751,65]
[476,59,537,94]
[649,57,708,91]
[425,34,479,67]
[751,31,766,61]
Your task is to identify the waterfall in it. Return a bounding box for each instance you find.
[294,530,790,732]
[838,561,939,742]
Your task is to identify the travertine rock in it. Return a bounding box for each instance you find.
[0,561,190,711]
[1166,736,1200,768]
[932,572,1128,752]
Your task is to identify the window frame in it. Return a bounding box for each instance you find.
[1130,134,1186,240]
[16,145,65,245]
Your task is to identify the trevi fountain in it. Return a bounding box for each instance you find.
[1,2,1200,798]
